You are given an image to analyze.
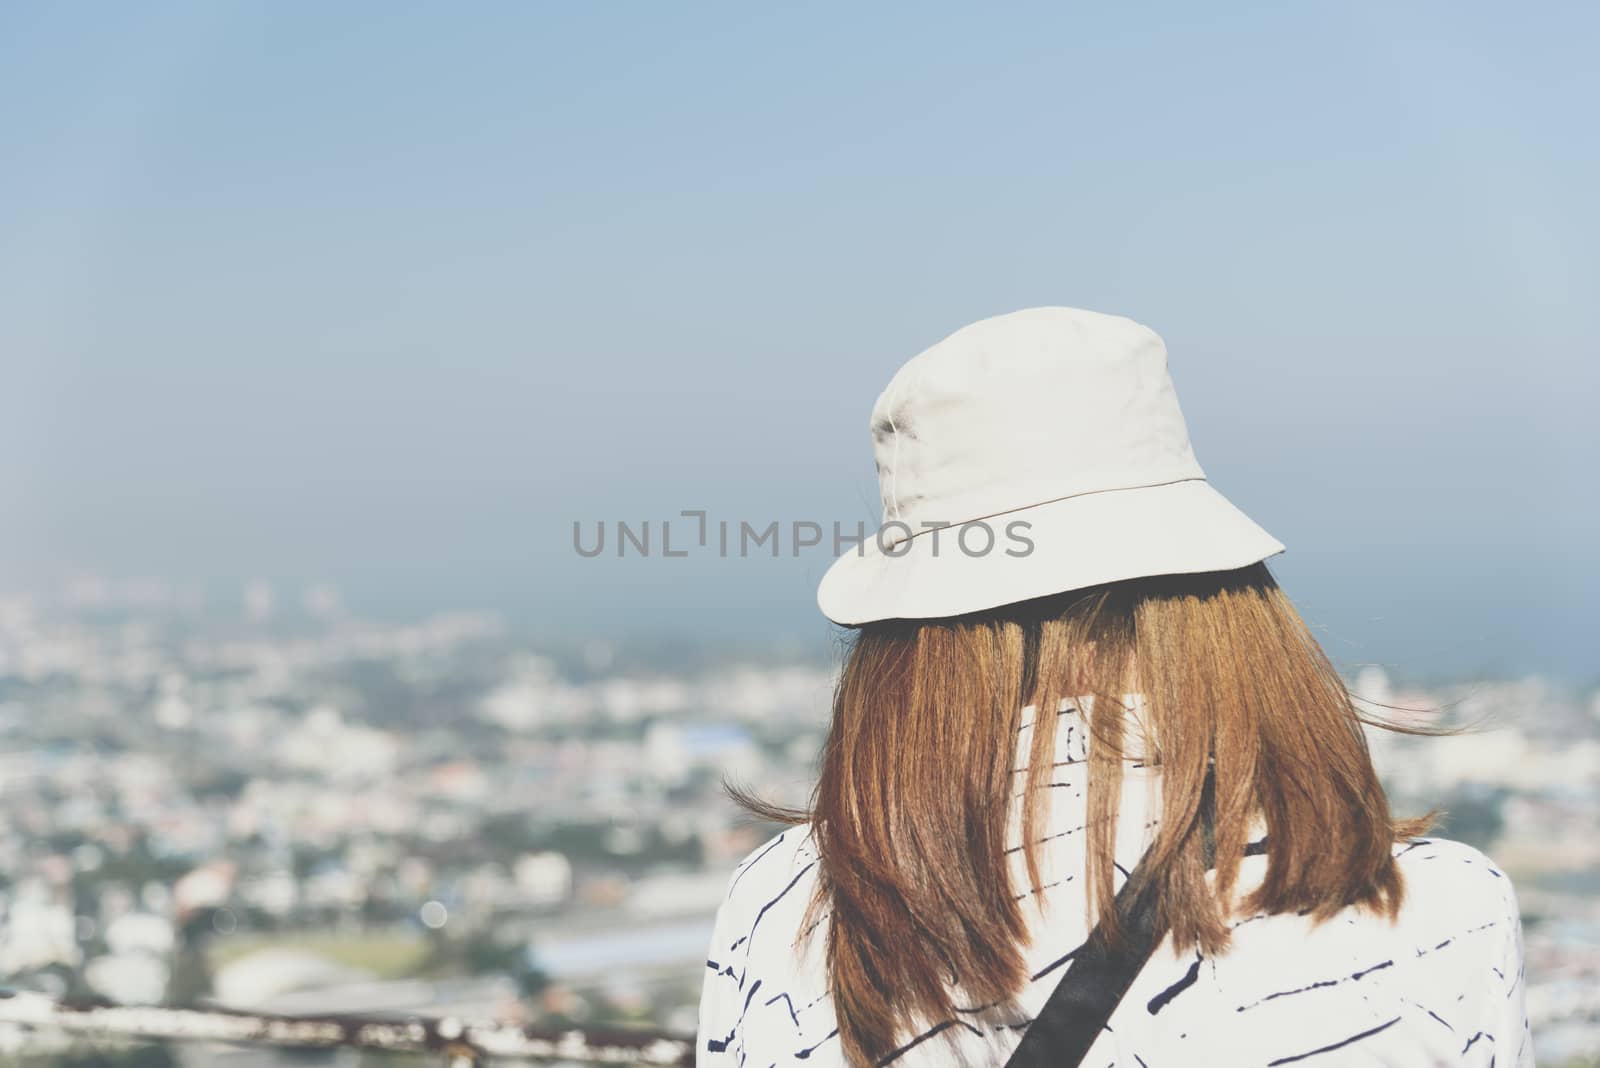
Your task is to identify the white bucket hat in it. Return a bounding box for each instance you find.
[817,307,1285,626]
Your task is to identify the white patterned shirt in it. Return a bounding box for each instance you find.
[699,709,1531,1067]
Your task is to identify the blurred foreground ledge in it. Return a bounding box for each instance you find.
[0,988,695,1067]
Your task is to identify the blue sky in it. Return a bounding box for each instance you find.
[2,3,1596,680]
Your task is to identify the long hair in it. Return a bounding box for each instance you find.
[736,563,1433,1065]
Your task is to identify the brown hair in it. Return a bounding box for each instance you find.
[737,563,1433,1065]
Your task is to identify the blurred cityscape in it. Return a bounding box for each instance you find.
[0,579,1594,1066]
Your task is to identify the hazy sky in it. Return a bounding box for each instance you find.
[2,3,1596,680]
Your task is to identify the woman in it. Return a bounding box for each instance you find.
[698,308,1530,1067]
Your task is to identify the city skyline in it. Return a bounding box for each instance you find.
[4,5,1596,676]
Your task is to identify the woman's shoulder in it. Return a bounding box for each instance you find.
[1220,835,1523,989]
[1190,835,1530,1067]
[701,827,837,1064]
[703,828,830,1008]
[1389,835,1520,920]
[1381,835,1525,980]
[716,825,823,919]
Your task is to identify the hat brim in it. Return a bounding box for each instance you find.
[817,479,1285,626]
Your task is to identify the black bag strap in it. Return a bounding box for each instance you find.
[1005,771,1216,1067]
